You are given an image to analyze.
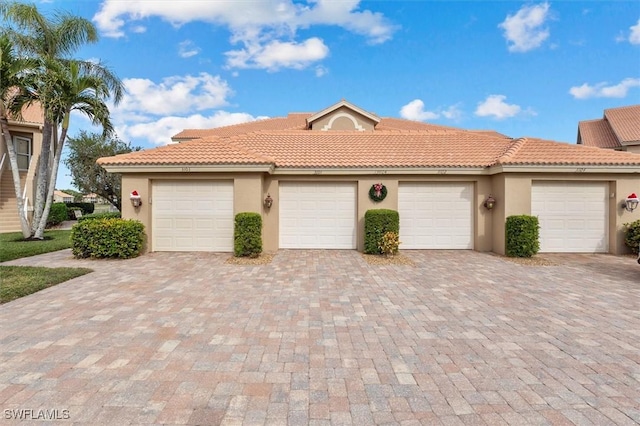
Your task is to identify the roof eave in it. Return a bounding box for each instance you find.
[489,164,640,174]
[272,166,489,175]
[100,164,275,174]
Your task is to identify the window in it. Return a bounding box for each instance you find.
[13,136,31,170]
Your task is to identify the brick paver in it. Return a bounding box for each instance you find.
[1,250,639,425]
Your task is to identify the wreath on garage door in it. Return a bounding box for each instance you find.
[369,183,387,202]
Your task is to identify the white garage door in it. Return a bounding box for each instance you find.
[152,181,234,252]
[398,183,474,249]
[279,182,356,249]
[531,182,608,253]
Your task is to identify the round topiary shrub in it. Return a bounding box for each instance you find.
[624,219,640,255]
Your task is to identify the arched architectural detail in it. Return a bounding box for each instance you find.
[321,113,365,131]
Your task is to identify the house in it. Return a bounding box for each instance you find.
[82,193,109,204]
[577,104,640,153]
[53,190,74,203]
[98,99,640,255]
[0,103,44,233]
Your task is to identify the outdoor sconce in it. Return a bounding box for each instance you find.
[264,193,273,209]
[622,193,639,212]
[130,190,142,208]
[483,195,497,210]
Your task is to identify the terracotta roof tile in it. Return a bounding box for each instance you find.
[98,137,273,166]
[7,101,44,125]
[499,138,640,166]
[604,104,640,144]
[101,110,640,169]
[225,131,511,168]
[172,113,309,140]
[578,119,620,149]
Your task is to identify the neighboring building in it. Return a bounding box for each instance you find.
[0,102,44,233]
[53,190,74,203]
[577,104,640,153]
[82,193,110,204]
[98,99,640,255]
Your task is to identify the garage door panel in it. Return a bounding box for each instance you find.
[280,182,356,249]
[152,181,233,252]
[532,182,607,253]
[399,183,473,249]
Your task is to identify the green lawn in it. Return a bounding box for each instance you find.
[0,229,92,304]
[0,229,73,262]
[0,265,92,304]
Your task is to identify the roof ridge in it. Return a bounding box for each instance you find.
[496,137,528,164]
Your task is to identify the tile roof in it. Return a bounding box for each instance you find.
[578,119,620,149]
[99,127,640,169]
[578,104,640,149]
[604,104,640,144]
[172,113,309,140]
[497,137,640,166]
[7,101,44,125]
[97,137,273,166]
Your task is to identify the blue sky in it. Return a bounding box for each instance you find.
[32,1,640,190]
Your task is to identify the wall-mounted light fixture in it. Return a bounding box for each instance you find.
[483,195,497,210]
[264,193,273,209]
[622,193,639,212]
[130,190,142,208]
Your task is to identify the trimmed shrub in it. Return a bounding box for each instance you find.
[379,231,400,256]
[78,212,121,222]
[623,219,640,255]
[71,218,145,259]
[47,202,69,227]
[234,212,262,257]
[506,215,540,257]
[66,202,95,215]
[364,209,400,254]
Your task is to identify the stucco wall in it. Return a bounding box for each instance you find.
[121,171,640,256]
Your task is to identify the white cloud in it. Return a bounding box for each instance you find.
[225,37,329,71]
[475,95,528,119]
[629,19,640,44]
[114,72,232,116]
[178,40,201,58]
[499,3,551,52]
[399,99,462,121]
[117,112,266,146]
[131,25,146,34]
[569,78,640,99]
[315,65,329,77]
[93,0,395,70]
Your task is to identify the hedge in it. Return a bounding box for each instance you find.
[71,218,145,259]
[624,219,640,255]
[66,202,95,215]
[234,212,262,257]
[506,215,540,258]
[364,209,400,254]
[78,212,121,222]
[47,202,69,227]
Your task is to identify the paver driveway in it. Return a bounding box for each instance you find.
[1,250,639,425]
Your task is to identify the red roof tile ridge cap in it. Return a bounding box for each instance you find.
[496,137,528,164]
[224,139,276,163]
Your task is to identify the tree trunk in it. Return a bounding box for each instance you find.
[0,105,31,238]
[33,116,68,239]
[30,117,52,234]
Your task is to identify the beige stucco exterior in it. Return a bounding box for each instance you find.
[120,171,640,256]
[109,100,640,256]
[0,120,44,232]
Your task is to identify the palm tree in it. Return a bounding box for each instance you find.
[1,2,123,238]
[25,58,123,237]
